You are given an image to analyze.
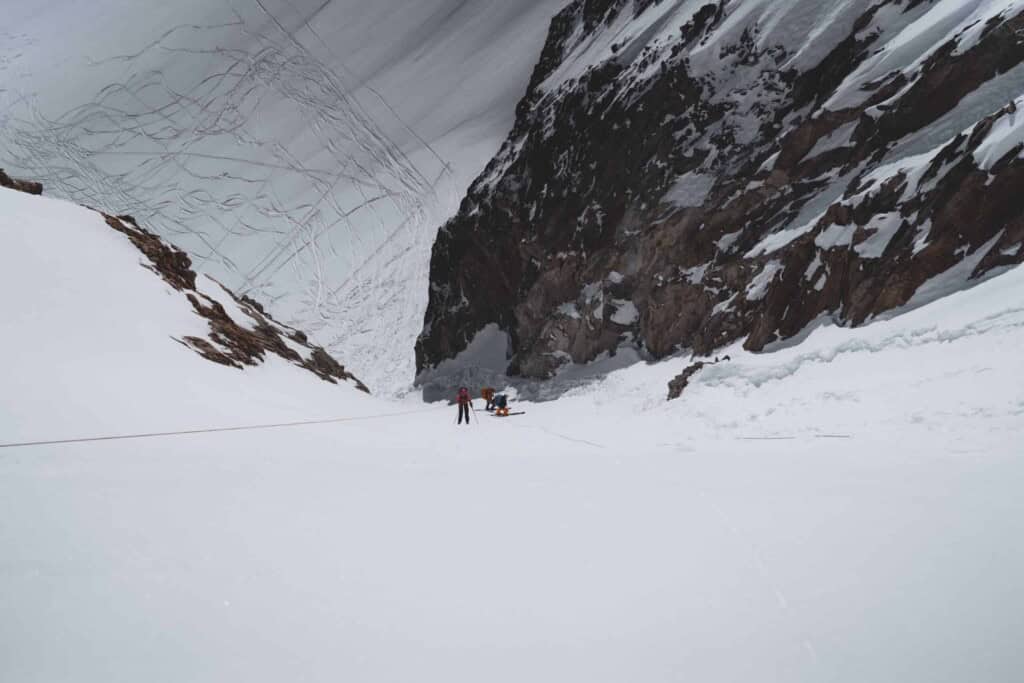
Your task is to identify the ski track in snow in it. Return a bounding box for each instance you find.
[0,0,562,394]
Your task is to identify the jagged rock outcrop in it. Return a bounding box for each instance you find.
[667,354,729,400]
[0,169,43,195]
[667,362,706,401]
[101,212,370,392]
[417,0,1024,380]
[2,168,369,390]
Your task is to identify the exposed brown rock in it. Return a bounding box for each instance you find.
[103,214,197,291]
[0,169,43,195]
[667,362,705,401]
[98,212,369,392]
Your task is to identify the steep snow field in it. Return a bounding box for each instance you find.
[0,0,564,393]
[0,187,375,444]
[3,188,1024,680]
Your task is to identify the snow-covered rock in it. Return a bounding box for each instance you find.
[418,0,1024,380]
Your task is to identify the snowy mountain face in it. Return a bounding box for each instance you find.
[1,0,564,393]
[417,0,1024,381]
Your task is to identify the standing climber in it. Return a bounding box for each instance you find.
[456,386,472,425]
[481,387,496,411]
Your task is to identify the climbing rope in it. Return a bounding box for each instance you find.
[0,406,446,450]
[737,434,853,441]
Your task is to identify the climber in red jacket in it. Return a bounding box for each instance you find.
[456,387,472,425]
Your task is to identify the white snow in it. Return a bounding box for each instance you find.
[815,222,856,250]
[883,62,1024,164]
[747,213,823,257]
[746,165,861,259]
[802,120,857,161]
[712,292,739,315]
[558,302,583,319]
[951,0,1023,56]
[853,212,904,259]
[746,260,784,301]
[803,251,823,280]
[0,187,372,443]
[913,219,934,255]
[823,0,1022,111]
[540,0,697,95]
[682,263,709,284]
[902,231,1006,312]
[715,229,742,253]
[3,181,1024,683]
[973,97,1024,169]
[609,299,640,325]
[663,171,716,207]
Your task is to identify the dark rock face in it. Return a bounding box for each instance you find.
[0,169,43,195]
[100,213,370,392]
[417,0,1024,380]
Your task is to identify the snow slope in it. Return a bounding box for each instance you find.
[3,174,1024,681]
[0,186,376,444]
[0,0,564,393]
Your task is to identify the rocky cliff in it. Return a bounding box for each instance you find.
[417,0,1024,380]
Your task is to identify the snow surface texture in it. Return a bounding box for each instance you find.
[0,0,564,394]
[3,163,1024,683]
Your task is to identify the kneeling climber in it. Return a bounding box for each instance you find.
[494,393,510,417]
